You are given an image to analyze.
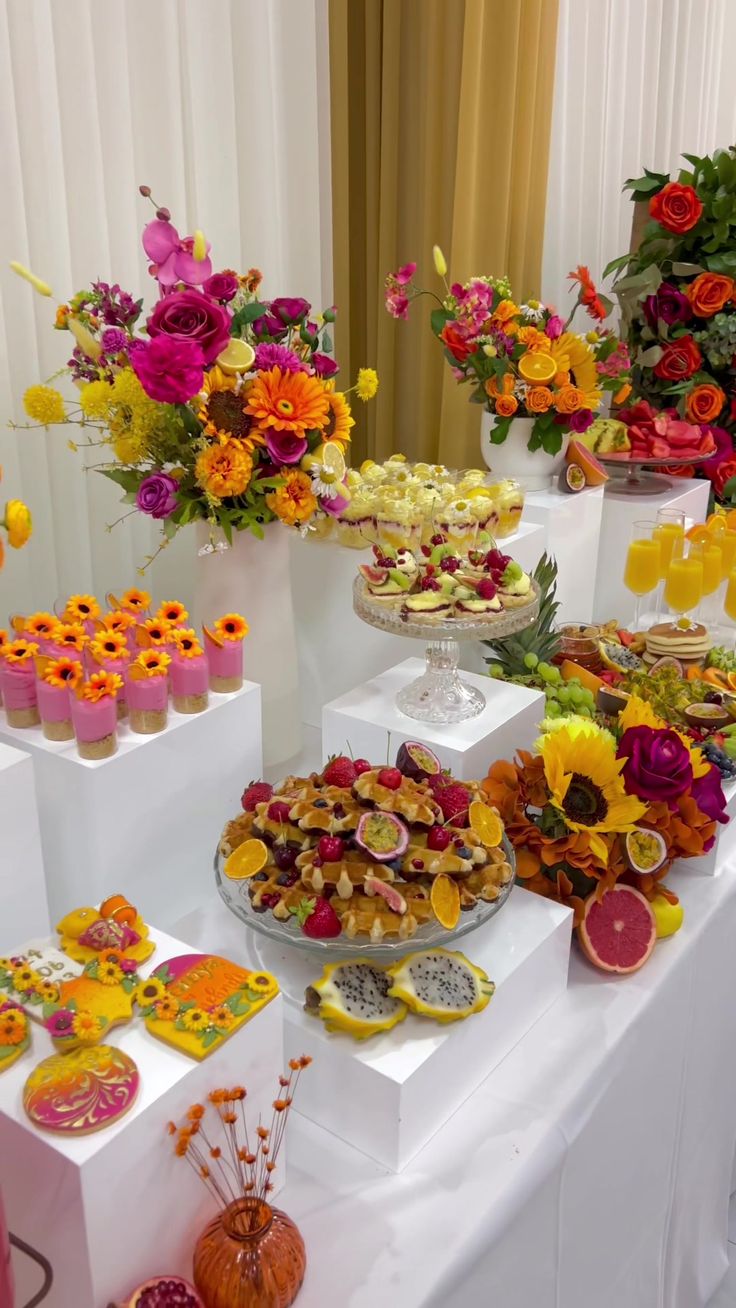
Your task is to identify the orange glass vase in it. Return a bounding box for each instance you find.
[193,1198,306,1308]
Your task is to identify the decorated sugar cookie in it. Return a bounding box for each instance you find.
[0,947,82,1022]
[57,895,155,965]
[45,952,140,1052]
[137,953,278,1060]
[23,1044,140,1134]
[0,1002,31,1072]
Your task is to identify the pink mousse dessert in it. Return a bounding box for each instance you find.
[35,656,83,741]
[0,641,40,727]
[170,630,209,714]
[45,622,88,665]
[63,595,102,639]
[21,613,59,655]
[88,634,130,720]
[71,671,123,760]
[203,614,247,693]
[126,651,171,734]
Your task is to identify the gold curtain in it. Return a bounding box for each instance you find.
[329,0,560,466]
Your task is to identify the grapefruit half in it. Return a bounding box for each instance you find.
[578,884,656,974]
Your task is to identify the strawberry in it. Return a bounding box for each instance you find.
[432,778,472,825]
[291,897,342,939]
[377,766,402,790]
[241,780,273,811]
[323,755,357,788]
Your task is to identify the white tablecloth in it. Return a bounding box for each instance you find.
[274,862,736,1308]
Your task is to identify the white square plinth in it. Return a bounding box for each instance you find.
[290,524,547,729]
[592,476,710,625]
[322,658,545,779]
[0,742,50,950]
[522,485,605,624]
[0,926,283,1308]
[671,778,736,878]
[0,684,262,932]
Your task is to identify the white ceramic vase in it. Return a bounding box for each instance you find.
[480,411,567,490]
[193,522,301,767]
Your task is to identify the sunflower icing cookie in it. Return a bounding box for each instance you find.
[57,895,155,965]
[0,947,82,1023]
[0,1002,31,1072]
[137,953,278,1060]
[45,952,140,1052]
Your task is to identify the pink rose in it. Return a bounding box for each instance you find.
[265,430,308,464]
[147,290,231,364]
[131,336,204,404]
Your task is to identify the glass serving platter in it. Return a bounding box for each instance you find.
[214,836,516,962]
[598,452,714,495]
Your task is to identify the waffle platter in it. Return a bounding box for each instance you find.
[216,754,516,958]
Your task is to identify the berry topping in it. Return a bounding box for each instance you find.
[323,755,358,788]
[440,555,461,573]
[277,869,299,887]
[241,780,273,812]
[421,577,441,591]
[267,800,292,823]
[427,825,452,851]
[476,578,497,600]
[377,766,403,790]
[486,549,510,571]
[318,835,345,862]
[291,896,342,938]
[273,844,298,871]
[261,893,281,910]
[433,778,472,825]
[411,858,425,870]
[431,533,445,546]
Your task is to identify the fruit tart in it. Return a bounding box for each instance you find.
[356,538,535,625]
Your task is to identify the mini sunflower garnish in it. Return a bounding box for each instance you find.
[154,996,180,1021]
[97,961,124,986]
[24,613,58,640]
[134,650,171,677]
[65,595,100,623]
[142,617,172,645]
[134,977,166,1008]
[182,1007,210,1032]
[214,614,249,642]
[101,610,136,634]
[2,639,39,664]
[71,1011,103,1043]
[89,630,129,662]
[121,588,151,612]
[173,629,204,659]
[157,601,188,627]
[82,670,123,703]
[10,967,41,992]
[42,657,83,689]
[211,1005,235,1029]
[36,981,60,1003]
[0,1010,27,1046]
[52,622,87,651]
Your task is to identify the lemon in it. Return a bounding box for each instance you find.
[650,893,684,939]
[216,339,256,374]
[518,352,556,383]
[320,441,346,482]
[223,838,269,880]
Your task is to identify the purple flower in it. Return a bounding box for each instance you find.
[385,292,409,320]
[254,343,308,374]
[321,483,351,516]
[618,725,693,806]
[271,296,311,325]
[147,290,231,364]
[265,430,308,465]
[643,282,691,330]
[142,219,212,288]
[692,766,729,825]
[252,312,288,341]
[312,352,339,379]
[45,1009,76,1039]
[203,271,240,303]
[545,315,564,339]
[395,263,417,286]
[136,473,179,519]
[91,281,141,329]
[131,335,205,404]
[100,327,128,355]
[568,409,594,433]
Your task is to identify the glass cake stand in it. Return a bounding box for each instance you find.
[352,576,540,723]
[598,452,714,495]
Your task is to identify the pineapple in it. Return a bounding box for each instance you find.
[482,553,560,677]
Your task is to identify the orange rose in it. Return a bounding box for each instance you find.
[495,394,519,418]
[484,374,514,400]
[685,272,734,317]
[685,383,725,423]
[526,386,553,413]
[554,384,585,414]
[553,370,570,387]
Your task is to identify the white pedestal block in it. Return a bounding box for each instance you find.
[322,658,545,779]
[671,778,736,878]
[0,742,50,950]
[0,685,262,932]
[0,926,283,1308]
[592,476,710,625]
[522,485,604,624]
[290,523,547,729]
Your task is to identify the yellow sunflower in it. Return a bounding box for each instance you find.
[134,977,166,1008]
[619,696,664,732]
[142,617,172,645]
[214,613,249,641]
[71,1011,103,1043]
[53,622,87,652]
[0,1011,27,1046]
[43,657,83,689]
[101,610,136,635]
[547,332,601,409]
[89,630,129,662]
[10,967,41,993]
[198,367,264,452]
[3,639,39,664]
[172,629,204,659]
[154,996,180,1022]
[65,595,100,624]
[97,961,123,986]
[322,390,355,446]
[24,613,57,640]
[245,366,330,435]
[121,588,151,613]
[196,443,253,498]
[182,1007,210,1032]
[540,723,647,864]
[156,601,188,627]
[211,1005,235,1029]
[82,670,123,702]
[135,650,171,677]
[36,981,60,1004]
[266,469,317,526]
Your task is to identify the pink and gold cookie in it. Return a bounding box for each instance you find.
[23,1044,139,1134]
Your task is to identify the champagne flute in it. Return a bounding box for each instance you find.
[653,510,685,618]
[689,540,723,626]
[623,520,661,630]
[664,553,704,621]
[724,567,736,649]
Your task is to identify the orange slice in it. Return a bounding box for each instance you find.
[224,839,269,881]
[469,800,503,847]
[707,512,727,533]
[686,524,711,545]
[430,874,461,930]
[518,352,556,383]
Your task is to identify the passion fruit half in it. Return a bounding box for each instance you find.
[395,741,442,782]
[558,463,586,494]
[355,811,410,862]
[596,684,630,715]
[624,827,667,876]
[683,701,730,729]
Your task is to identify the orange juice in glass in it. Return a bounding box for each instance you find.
[623,521,660,628]
[725,568,736,625]
[653,522,684,578]
[664,556,703,617]
[720,530,736,580]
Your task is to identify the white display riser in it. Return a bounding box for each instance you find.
[522,484,604,624]
[290,523,547,729]
[0,742,50,950]
[0,684,262,933]
[173,890,572,1172]
[0,926,283,1308]
[322,658,545,779]
[592,476,710,626]
[671,778,736,878]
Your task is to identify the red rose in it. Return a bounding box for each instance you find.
[713,457,736,499]
[439,321,475,364]
[653,335,702,381]
[649,182,703,234]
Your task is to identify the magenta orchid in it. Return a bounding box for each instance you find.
[142,219,213,290]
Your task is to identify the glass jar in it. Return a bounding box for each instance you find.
[193,1198,306,1308]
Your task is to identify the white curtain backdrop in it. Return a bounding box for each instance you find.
[542,0,736,317]
[0,0,332,618]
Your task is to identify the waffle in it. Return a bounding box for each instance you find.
[287,788,363,834]
[399,828,490,878]
[458,851,514,908]
[332,886,434,941]
[247,868,306,919]
[353,769,440,826]
[297,849,395,898]
[252,802,308,847]
[219,810,258,857]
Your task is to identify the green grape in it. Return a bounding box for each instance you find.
[488,664,504,678]
[546,700,562,717]
[568,685,584,706]
[557,686,571,706]
[523,652,539,670]
[578,704,592,717]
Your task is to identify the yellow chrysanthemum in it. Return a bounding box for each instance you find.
[245,366,330,435]
[266,468,317,526]
[195,443,253,498]
[134,977,166,1008]
[71,1011,103,1043]
[106,368,164,463]
[548,332,601,409]
[5,500,32,549]
[23,385,66,425]
[182,1007,210,1032]
[323,390,355,445]
[355,368,379,402]
[540,723,647,865]
[198,367,264,452]
[79,381,113,420]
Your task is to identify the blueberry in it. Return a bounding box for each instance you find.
[277,870,299,887]
[314,799,328,808]
[457,845,472,859]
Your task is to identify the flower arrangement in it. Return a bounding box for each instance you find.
[384,249,631,455]
[14,187,378,566]
[611,147,736,498]
[483,700,726,949]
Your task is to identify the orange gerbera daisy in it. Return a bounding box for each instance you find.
[195,443,253,498]
[142,617,172,645]
[2,638,38,664]
[0,1010,27,1047]
[245,367,330,435]
[43,657,83,689]
[82,670,123,702]
[121,588,151,613]
[65,595,100,623]
[266,469,318,526]
[89,631,129,662]
[157,602,188,627]
[198,367,264,452]
[322,390,354,446]
[24,613,57,640]
[214,614,249,641]
[134,650,171,677]
[53,622,87,652]
[173,629,204,659]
